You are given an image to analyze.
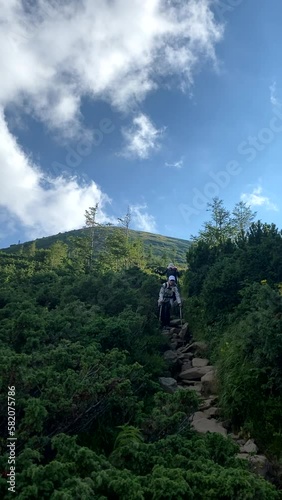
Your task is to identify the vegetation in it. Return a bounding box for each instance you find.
[186,198,282,467]
[2,222,190,266]
[0,202,281,498]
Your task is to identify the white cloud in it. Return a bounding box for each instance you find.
[131,204,157,233]
[165,159,183,169]
[0,0,223,238]
[121,114,164,159]
[241,186,278,212]
[0,109,114,241]
[1,0,223,134]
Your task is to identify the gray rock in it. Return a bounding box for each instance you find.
[181,379,202,390]
[201,370,217,396]
[180,366,213,381]
[192,416,227,437]
[192,411,207,420]
[159,377,178,393]
[181,361,192,371]
[187,341,208,353]
[204,406,219,418]
[199,399,214,411]
[170,319,181,326]
[192,358,209,368]
[176,346,186,354]
[170,327,180,334]
[236,454,270,478]
[188,383,202,394]
[241,439,258,454]
[163,350,178,362]
[182,352,194,360]
[248,455,270,477]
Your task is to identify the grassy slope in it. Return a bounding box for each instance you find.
[1,226,191,264]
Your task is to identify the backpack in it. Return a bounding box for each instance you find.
[162,282,176,302]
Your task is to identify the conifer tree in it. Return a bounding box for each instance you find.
[232,201,256,236]
[192,198,232,246]
[117,206,131,243]
[84,203,101,269]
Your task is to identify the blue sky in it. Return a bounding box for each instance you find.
[1,0,282,248]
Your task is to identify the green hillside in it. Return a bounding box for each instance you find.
[1,199,282,497]
[1,226,191,266]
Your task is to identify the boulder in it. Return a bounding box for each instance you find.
[187,341,208,353]
[248,455,270,477]
[181,361,192,371]
[236,454,270,478]
[181,379,202,396]
[181,352,194,361]
[170,327,181,334]
[163,350,178,363]
[204,406,220,418]
[176,346,185,354]
[192,358,209,368]
[159,377,178,393]
[178,344,194,354]
[180,366,213,381]
[240,439,258,454]
[177,354,185,361]
[170,319,181,326]
[201,370,217,396]
[185,383,202,394]
[193,411,206,420]
[191,416,227,437]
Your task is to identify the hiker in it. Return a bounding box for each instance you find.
[158,275,182,327]
[154,262,180,284]
[165,263,180,284]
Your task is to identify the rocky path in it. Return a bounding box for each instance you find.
[158,319,271,479]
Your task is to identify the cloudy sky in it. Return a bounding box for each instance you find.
[1,0,282,247]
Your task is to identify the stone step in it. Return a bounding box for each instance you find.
[191,416,227,437]
[179,366,214,381]
[192,357,209,368]
[158,377,178,393]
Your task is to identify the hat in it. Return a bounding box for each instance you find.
[168,263,174,268]
[168,275,176,281]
